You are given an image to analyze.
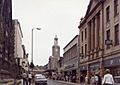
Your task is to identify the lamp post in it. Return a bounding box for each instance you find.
[30,28,41,69]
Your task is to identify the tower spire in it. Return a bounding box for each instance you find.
[54,35,58,45]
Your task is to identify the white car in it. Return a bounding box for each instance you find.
[114,76,120,85]
[35,74,47,85]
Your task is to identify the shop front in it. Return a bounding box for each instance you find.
[89,62,100,72]
[64,63,78,82]
[103,56,120,76]
[80,65,88,83]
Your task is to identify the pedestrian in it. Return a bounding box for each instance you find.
[95,72,102,85]
[102,69,114,85]
[28,72,32,85]
[72,75,76,83]
[85,74,88,85]
[31,72,35,83]
[80,74,84,83]
[90,73,95,85]
[22,72,28,85]
[66,75,68,81]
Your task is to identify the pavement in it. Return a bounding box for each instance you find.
[0,79,87,85]
[0,79,21,85]
[51,80,88,85]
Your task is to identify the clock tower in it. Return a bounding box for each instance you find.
[52,35,60,60]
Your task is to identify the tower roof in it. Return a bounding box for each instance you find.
[54,35,59,46]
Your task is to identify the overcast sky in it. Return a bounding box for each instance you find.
[12,0,89,66]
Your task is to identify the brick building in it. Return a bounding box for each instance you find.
[78,0,120,83]
[0,0,14,78]
[63,35,79,83]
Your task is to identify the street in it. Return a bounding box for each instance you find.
[19,79,83,85]
[47,80,69,85]
[38,79,82,85]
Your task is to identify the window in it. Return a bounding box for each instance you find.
[106,30,110,49]
[81,46,83,59]
[85,44,87,55]
[81,31,83,42]
[93,18,95,48]
[106,6,110,22]
[85,28,87,39]
[81,46,83,53]
[114,24,119,46]
[114,0,119,16]
[0,44,2,54]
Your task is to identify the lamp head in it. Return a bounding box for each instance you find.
[36,28,41,30]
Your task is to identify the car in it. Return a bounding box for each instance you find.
[114,76,120,85]
[35,74,47,85]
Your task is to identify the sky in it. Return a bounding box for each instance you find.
[12,0,90,66]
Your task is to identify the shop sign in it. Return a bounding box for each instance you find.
[80,65,87,71]
[90,63,100,71]
[65,64,74,69]
[104,57,120,67]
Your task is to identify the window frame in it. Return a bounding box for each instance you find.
[114,24,119,46]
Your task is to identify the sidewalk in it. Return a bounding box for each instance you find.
[55,80,87,85]
[0,79,21,85]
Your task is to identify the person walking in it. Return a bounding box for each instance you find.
[85,74,88,85]
[28,72,32,85]
[102,69,114,85]
[95,72,102,85]
[22,72,28,85]
[90,73,95,85]
[80,74,84,83]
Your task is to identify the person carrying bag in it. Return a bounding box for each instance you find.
[102,69,114,85]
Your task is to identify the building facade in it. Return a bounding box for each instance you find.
[20,45,29,73]
[48,35,60,70]
[13,19,23,60]
[103,0,120,77]
[78,0,104,82]
[12,19,24,77]
[78,0,120,83]
[47,35,61,79]
[0,0,13,78]
[63,35,79,83]
[52,35,60,61]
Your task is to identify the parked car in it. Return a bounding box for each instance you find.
[35,74,47,85]
[114,76,120,85]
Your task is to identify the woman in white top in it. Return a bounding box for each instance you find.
[102,69,114,85]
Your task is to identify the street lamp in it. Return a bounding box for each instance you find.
[30,28,41,69]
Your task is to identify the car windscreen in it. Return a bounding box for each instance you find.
[36,76,46,79]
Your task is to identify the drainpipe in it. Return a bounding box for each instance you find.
[101,0,105,77]
[77,34,80,83]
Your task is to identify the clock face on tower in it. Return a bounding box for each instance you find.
[55,48,58,52]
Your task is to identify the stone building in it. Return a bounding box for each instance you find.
[0,0,13,78]
[78,0,120,83]
[63,35,79,83]
[57,57,64,80]
[52,35,60,61]
[48,35,60,70]
[47,35,61,79]
[13,19,23,63]
[12,19,24,77]
[20,45,29,74]
[103,0,120,77]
